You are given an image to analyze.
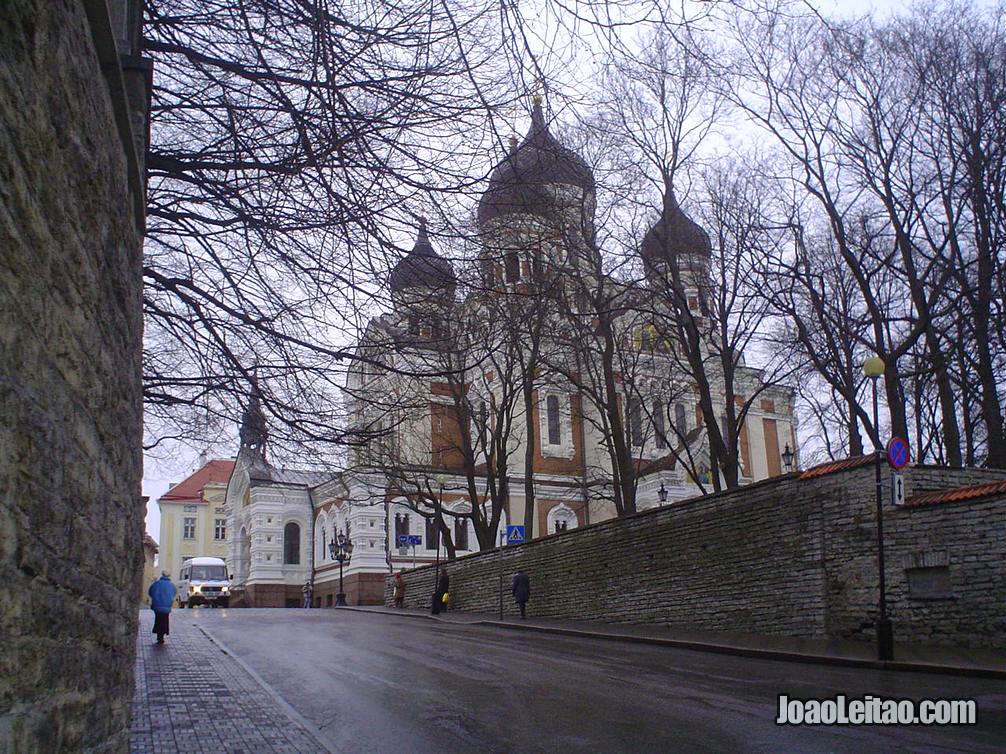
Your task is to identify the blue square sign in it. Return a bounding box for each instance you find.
[506,525,525,545]
[407,535,422,546]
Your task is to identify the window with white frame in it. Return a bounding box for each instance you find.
[653,400,667,449]
[540,391,574,459]
[213,518,226,540]
[546,395,561,445]
[183,504,197,513]
[627,398,644,447]
[674,403,688,437]
[454,515,469,551]
[183,517,196,539]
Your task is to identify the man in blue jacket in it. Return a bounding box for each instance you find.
[148,572,178,644]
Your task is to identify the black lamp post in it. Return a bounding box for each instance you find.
[658,482,668,505]
[432,474,446,610]
[328,529,353,607]
[782,444,795,473]
[864,355,894,661]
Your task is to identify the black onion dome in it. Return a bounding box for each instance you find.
[477,98,595,226]
[640,191,712,269]
[389,221,456,295]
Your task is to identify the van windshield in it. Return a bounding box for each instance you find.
[190,565,227,581]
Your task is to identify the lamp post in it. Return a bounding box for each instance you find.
[781,444,795,473]
[658,482,668,506]
[432,474,446,610]
[328,528,353,607]
[863,355,894,661]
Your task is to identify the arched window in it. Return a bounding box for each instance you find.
[454,515,469,551]
[284,522,301,565]
[628,398,643,447]
[546,395,561,445]
[675,403,688,436]
[653,400,666,449]
[505,251,521,282]
[547,504,578,534]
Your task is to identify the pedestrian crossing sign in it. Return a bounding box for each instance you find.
[506,525,525,545]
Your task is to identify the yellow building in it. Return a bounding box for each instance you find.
[157,459,235,580]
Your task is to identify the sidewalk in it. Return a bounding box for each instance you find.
[130,611,333,754]
[345,605,1006,678]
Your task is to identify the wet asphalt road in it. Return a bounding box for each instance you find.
[184,609,1005,754]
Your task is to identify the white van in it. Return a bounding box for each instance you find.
[177,557,231,608]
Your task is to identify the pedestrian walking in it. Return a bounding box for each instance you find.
[393,572,406,608]
[302,581,313,609]
[148,572,178,644]
[432,569,449,615]
[511,569,530,619]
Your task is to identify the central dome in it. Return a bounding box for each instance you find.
[477,98,595,227]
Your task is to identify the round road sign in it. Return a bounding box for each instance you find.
[886,437,910,470]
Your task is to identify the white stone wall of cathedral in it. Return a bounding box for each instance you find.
[241,487,312,586]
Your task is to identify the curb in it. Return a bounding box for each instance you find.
[341,606,1006,680]
[195,623,339,754]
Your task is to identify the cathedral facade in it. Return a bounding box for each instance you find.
[226,98,797,606]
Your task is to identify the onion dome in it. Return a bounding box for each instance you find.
[477,97,595,227]
[640,191,712,271]
[389,220,456,297]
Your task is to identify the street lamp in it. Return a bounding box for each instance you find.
[863,355,894,661]
[781,444,795,472]
[432,474,447,611]
[658,482,668,505]
[328,528,353,607]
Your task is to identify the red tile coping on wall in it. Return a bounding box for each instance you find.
[798,454,875,479]
[905,479,1006,508]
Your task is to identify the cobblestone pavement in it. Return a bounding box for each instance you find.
[131,610,332,754]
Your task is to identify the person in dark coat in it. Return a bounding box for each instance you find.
[432,569,449,615]
[511,570,530,619]
[393,572,406,608]
[148,572,178,644]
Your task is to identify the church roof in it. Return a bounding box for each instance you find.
[389,220,456,295]
[160,459,236,503]
[477,98,595,226]
[640,191,712,270]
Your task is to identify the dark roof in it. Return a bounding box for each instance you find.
[389,221,456,295]
[799,454,874,479]
[477,99,594,226]
[905,479,1006,508]
[160,459,236,503]
[640,191,712,270]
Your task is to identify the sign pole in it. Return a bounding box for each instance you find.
[498,529,503,621]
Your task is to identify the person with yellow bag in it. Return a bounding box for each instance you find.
[432,569,450,615]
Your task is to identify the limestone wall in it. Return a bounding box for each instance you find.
[0,1,145,750]
[388,465,1006,650]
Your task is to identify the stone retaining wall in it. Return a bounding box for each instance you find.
[388,465,1006,649]
[1,1,145,750]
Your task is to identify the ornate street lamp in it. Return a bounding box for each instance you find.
[658,482,668,505]
[328,528,353,607]
[863,355,894,661]
[432,473,447,610]
[781,444,795,472]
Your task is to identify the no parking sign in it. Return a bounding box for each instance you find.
[886,437,910,470]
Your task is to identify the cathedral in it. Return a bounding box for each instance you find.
[226,97,796,607]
